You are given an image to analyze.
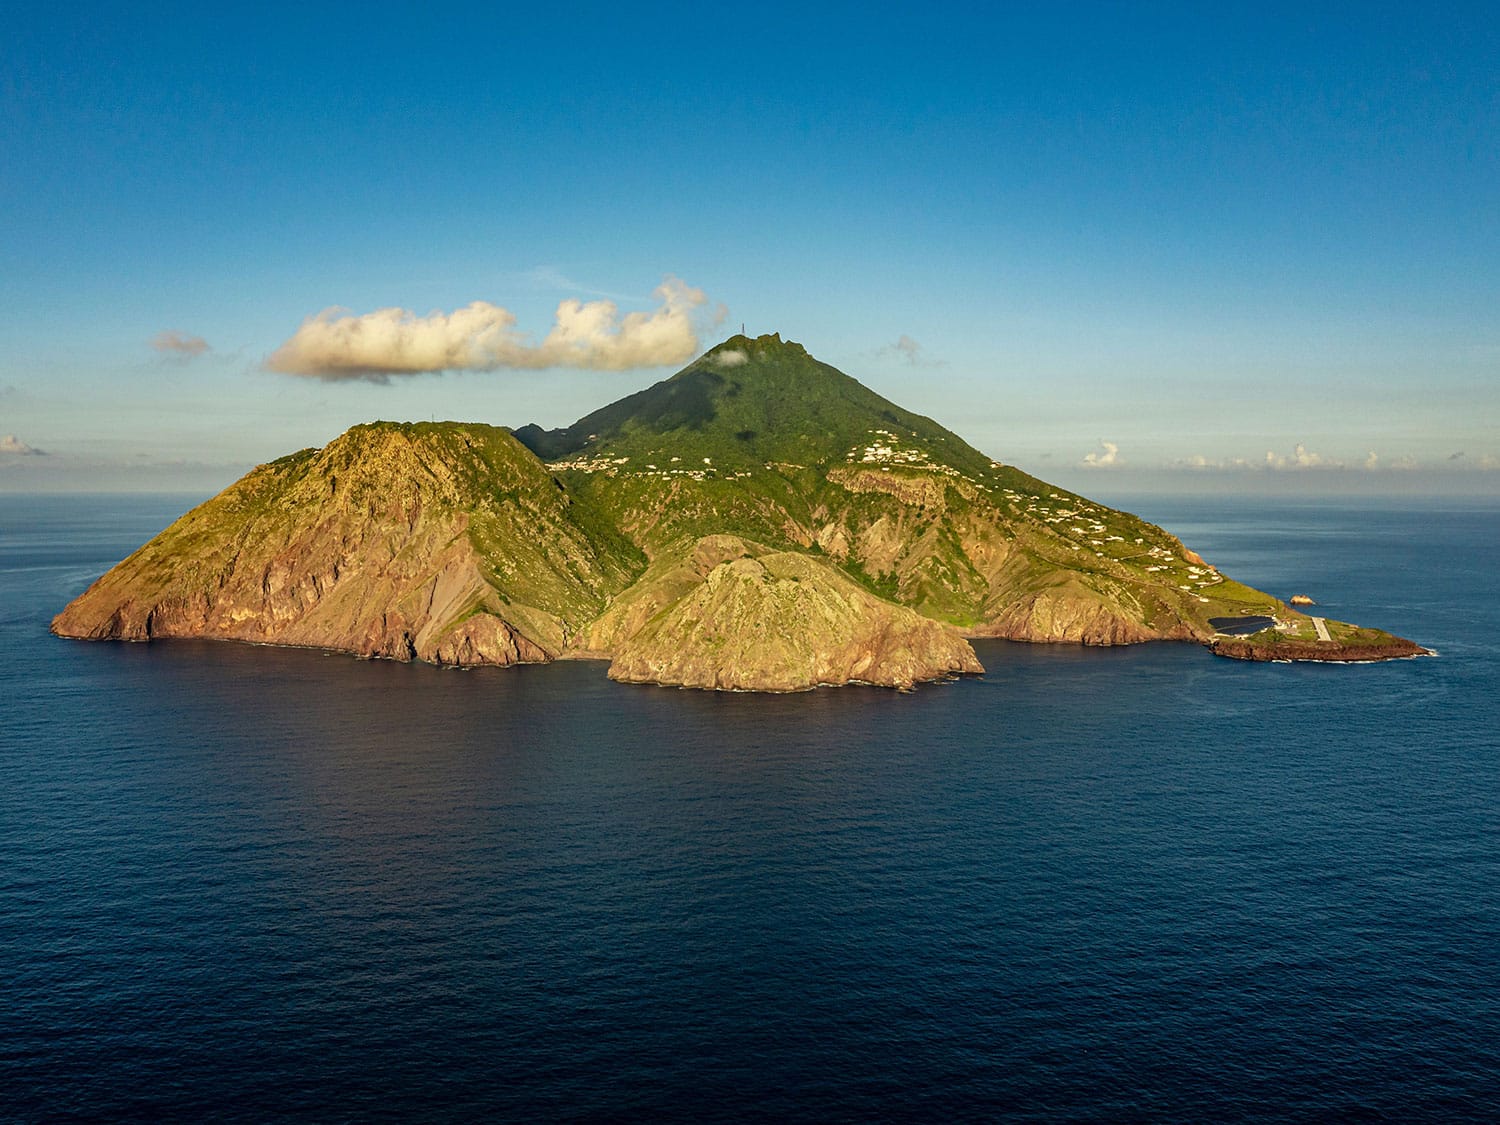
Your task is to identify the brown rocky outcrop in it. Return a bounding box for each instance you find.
[606,546,983,691]
[979,589,1162,645]
[829,466,952,511]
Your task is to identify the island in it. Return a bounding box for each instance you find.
[51,333,1430,689]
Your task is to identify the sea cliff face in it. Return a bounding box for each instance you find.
[53,335,1427,686]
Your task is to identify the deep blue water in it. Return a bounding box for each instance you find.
[2,492,1498,1121]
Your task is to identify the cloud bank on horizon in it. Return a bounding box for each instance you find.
[1162,443,1455,472]
[266,276,716,381]
[0,434,45,455]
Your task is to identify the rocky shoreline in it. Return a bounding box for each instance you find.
[1206,636,1433,663]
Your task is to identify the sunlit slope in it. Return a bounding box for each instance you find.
[53,423,644,662]
[592,534,982,691]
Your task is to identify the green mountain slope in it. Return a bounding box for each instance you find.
[515,333,1005,478]
[517,334,1313,642]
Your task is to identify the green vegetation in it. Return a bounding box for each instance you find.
[513,333,1296,640]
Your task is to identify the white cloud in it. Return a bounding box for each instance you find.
[266,276,714,380]
[1082,439,1120,467]
[709,348,749,367]
[0,434,45,455]
[152,330,210,358]
[1364,450,1379,470]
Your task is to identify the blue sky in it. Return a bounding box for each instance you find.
[2,2,1496,493]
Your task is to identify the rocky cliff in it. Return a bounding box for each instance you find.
[604,537,982,690]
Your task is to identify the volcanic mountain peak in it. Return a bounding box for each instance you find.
[512,332,993,478]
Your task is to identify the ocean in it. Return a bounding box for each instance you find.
[2,492,1498,1121]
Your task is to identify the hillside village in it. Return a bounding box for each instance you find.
[547,421,1228,602]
